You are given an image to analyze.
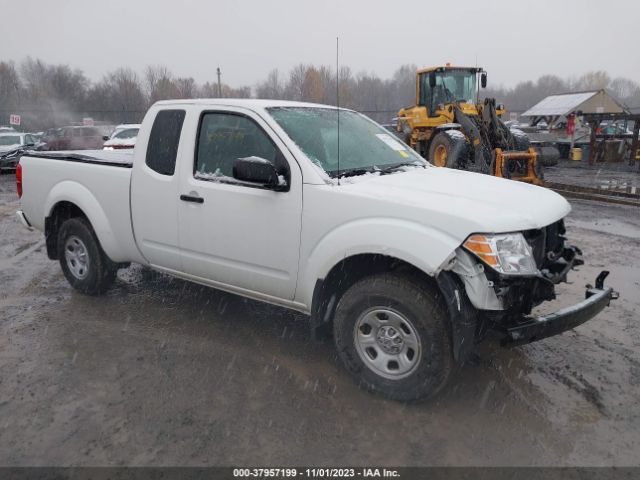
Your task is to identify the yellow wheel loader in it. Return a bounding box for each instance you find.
[397,65,544,185]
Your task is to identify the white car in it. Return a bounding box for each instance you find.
[0,132,39,170]
[0,132,38,153]
[109,123,141,139]
[103,124,140,150]
[16,99,617,401]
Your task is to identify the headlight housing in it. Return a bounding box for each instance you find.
[463,233,538,275]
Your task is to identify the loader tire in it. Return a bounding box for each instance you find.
[428,130,468,169]
[537,146,560,167]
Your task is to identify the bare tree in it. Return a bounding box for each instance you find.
[609,77,640,103]
[145,65,178,103]
[285,63,309,101]
[575,71,611,91]
[0,62,21,123]
[301,67,324,103]
[256,69,284,99]
[175,77,197,99]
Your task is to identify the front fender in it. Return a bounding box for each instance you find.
[44,180,122,262]
[298,217,461,306]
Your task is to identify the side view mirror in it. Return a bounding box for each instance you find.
[233,156,286,190]
[429,72,436,88]
[102,135,110,141]
[481,72,487,88]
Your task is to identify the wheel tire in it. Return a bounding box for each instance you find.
[428,130,468,168]
[57,217,117,295]
[537,145,560,167]
[510,128,530,151]
[333,273,453,402]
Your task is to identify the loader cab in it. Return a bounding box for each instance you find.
[417,66,484,116]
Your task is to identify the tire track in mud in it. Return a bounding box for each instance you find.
[0,239,45,270]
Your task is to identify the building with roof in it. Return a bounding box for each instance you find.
[521,89,628,127]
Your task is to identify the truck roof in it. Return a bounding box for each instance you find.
[154,98,343,110]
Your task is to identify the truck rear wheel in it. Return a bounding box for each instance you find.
[333,273,453,401]
[57,218,117,295]
[428,130,468,168]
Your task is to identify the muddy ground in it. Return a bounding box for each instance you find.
[0,172,638,466]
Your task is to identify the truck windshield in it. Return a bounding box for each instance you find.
[267,107,425,178]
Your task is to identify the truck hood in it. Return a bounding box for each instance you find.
[337,167,571,238]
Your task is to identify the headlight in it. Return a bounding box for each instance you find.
[463,233,538,275]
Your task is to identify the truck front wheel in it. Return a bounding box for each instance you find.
[333,274,453,401]
[57,218,117,295]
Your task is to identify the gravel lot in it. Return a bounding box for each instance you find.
[0,172,638,466]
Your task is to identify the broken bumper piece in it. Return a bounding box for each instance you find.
[502,271,619,347]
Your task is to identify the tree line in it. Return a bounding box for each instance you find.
[1,57,639,131]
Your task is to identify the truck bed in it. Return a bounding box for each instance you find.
[19,150,143,264]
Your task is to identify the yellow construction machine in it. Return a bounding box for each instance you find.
[397,64,543,184]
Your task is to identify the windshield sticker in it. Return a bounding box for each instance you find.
[398,150,410,158]
[375,133,406,151]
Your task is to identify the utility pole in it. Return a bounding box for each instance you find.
[216,67,222,97]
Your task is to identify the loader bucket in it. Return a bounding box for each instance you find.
[494,147,543,185]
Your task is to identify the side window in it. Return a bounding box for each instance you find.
[195,112,288,182]
[146,109,186,176]
[419,73,431,108]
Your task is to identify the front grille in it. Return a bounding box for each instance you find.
[523,228,546,268]
[524,220,566,270]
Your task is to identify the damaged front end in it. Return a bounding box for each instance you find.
[438,219,619,362]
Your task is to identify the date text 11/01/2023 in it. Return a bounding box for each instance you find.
[232,468,400,478]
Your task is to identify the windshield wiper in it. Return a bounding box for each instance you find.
[377,162,424,174]
[330,162,425,179]
[331,167,375,178]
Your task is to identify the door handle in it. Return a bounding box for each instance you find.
[180,194,204,204]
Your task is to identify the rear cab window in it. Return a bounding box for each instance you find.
[145,109,186,176]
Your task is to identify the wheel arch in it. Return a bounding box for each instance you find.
[44,181,118,261]
[304,217,461,341]
[309,253,441,341]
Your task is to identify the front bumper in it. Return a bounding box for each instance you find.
[501,271,618,347]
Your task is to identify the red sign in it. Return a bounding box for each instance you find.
[9,114,21,126]
[82,117,94,127]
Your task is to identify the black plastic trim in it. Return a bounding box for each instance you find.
[23,152,133,168]
[501,271,618,347]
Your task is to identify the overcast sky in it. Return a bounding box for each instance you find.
[3,0,638,88]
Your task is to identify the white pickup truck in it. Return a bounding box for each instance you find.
[16,99,617,401]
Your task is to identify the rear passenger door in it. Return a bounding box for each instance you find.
[176,108,302,301]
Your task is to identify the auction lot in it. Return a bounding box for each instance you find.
[0,172,638,466]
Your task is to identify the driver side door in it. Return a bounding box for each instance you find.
[177,109,302,301]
